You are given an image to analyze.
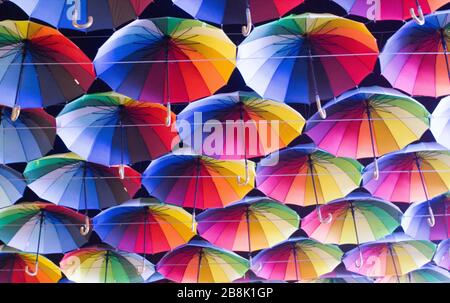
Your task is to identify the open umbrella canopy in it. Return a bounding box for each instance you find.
[309,267,373,283]
[433,239,449,270]
[431,96,450,149]
[0,165,26,207]
[375,264,450,283]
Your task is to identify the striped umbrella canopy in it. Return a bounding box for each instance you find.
[60,245,155,283]
[0,165,26,207]
[197,197,299,254]
[431,96,450,149]
[375,264,450,283]
[93,198,196,255]
[402,192,449,240]
[309,267,373,283]
[157,240,249,283]
[251,237,343,281]
[9,0,154,32]
[433,239,449,270]
[380,10,450,98]
[0,107,56,164]
[237,13,378,118]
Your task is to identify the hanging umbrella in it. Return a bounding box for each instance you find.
[380,10,450,98]
[0,107,56,164]
[233,270,286,283]
[431,96,450,149]
[375,264,450,283]
[9,0,154,31]
[251,237,343,281]
[343,233,436,282]
[0,20,95,120]
[332,0,447,24]
[256,144,362,223]
[93,198,196,257]
[60,245,155,283]
[56,92,179,178]
[0,165,26,207]
[310,268,373,283]
[94,17,236,124]
[237,13,379,118]
[305,86,430,179]
[173,0,304,36]
[433,239,449,270]
[363,142,450,226]
[0,247,61,283]
[196,197,299,259]
[157,240,249,283]
[0,202,89,276]
[142,151,255,228]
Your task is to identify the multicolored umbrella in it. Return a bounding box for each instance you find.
[305,87,430,179]
[363,142,450,225]
[431,96,450,149]
[237,13,379,118]
[10,0,154,31]
[0,165,26,207]
[256,144,362,222]
[157,240,249,283]
[0,20,95,119]
[0,107,56,164]
[433,239,449,270]
[251,237,343,281]
[375,264,450,283]
[56,92,179,177]
[402,192,449,240]
[60,245,155,283]
[94,17,236,124]
[380,10,450,98]
[309,267,373,283]
[197,197,299,255]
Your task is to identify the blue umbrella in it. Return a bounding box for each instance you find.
[431,96,450,149]
[433,239,449,270]
[0,165,26,207]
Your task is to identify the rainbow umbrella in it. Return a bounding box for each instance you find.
[305,87,430,179]
[0,165,26,207]
[251,237,343,281]
[380,10,450,98]
[333,0,447,23]
[56,92,179,178]
[402,192,449,240]
[256,144,362,222]
[10,0,154,31]
[0,107,55,164]
[431,96,450,149]
[94,17,236,124]
[0,20,95,119]
[60,245,155,283]
[157,240,249,283]
[375,264,450,283]
[343,233,437,281]
[197,197,299,257]
[173,0,304,36]
[0,246,61,283]
[363,142,450,226]
[433,239,449,270]
[310,268,373,283]
[237,13,379,118]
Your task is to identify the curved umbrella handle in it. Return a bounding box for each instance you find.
[11,106,20,122]
[72,0,94,29]
[315,95,326,119]
[165,103,172,127]
[237,161,250,186]
[410,6,425,25]
[25,263,39,277]
[373,157,380,180]
[355,248,364,268]
[242,7,253,37]
[318,206,332,224]
[118,164,125,180]
[80,216,91,236]
[427,206,436,227]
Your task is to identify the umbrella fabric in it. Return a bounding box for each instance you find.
[0,20,95,109]
[256,144,362,207]
[177,91,304,160]
[157,240,249,283]
[251,237,343,281]
[0,165,26,207]
[0,107,56,164]
[236,13,378,108]
[94,17,236,106]
[431,96,450,149]
[23,153,141,210]
[56,92,179,167]
[380,10,450,97]
[0,202,89,254]
[93,198,196,254]
[197,197,299,252]
[302,193,403,245]
[433,239,449,270]
[60,246,155,283]
[10,0,154,32]
[173,0,303,25]
[309,268,373,283]
[375,264,450,283]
